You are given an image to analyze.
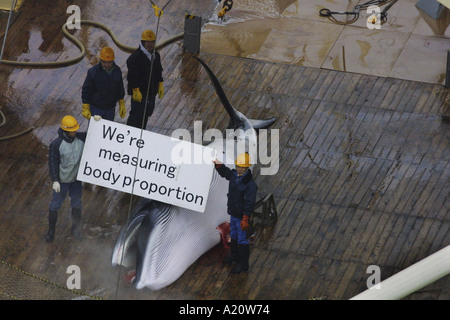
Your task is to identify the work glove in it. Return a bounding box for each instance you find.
[82,103,91,119]
[158,82,164,99]
[52,181,61,193]
[93,115,102,121]
[132,88,142,102]
[240,215,250,231]
[119,99,126,118]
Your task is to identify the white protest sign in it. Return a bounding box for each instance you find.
[77,119,215,213]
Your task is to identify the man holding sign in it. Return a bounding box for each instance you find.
[213,153,257,274]
[46,115,101,242]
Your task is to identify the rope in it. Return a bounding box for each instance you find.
[0,259,104,300]
[113,0,174,299]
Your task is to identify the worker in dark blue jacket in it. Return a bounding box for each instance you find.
[81,46,125,121]
[47,115,87,242]
[126,29,164,129]
[213,152,257,273]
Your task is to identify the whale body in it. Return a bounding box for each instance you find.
[111,57,275,290]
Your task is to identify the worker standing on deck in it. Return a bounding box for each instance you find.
[126,29,164,130]
[213,153,257,274]
[81,46,126,122]
[46,115,100,242]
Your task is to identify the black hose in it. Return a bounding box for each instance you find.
[319,0,397,25]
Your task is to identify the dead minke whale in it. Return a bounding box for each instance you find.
[111,57,276,290]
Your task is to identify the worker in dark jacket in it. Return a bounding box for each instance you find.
[46,115,99,242]
[126,29,164,129]
[213,152,257,273]
[82,46,126,121]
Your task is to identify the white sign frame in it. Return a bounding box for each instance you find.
[77,119,215,213]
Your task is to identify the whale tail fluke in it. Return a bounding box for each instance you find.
[194,56,276,132]
[249,117,277,132]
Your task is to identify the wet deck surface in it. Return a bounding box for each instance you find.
[202,0,450,85]
[0,0,449,300]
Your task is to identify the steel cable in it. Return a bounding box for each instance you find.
[114,0,174,299]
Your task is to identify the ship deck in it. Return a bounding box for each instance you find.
[0,0,449,300]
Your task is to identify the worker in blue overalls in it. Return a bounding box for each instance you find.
[213,152,257,273]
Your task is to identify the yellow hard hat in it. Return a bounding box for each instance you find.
[235,153,251,167]
[60,115,79,132]
[100,46,115,62]
[141,29,156,42]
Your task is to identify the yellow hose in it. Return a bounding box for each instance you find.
[0,20,184,67]
[0,20,184,140]
[0,110,34,141]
